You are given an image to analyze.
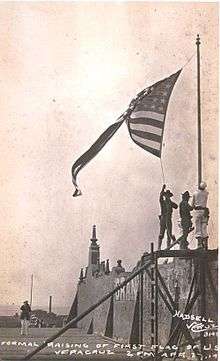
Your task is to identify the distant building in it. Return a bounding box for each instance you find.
[0,314,20,328]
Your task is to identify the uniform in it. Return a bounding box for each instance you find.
[179,192,193,249]
[192,183,209,248]
[158,186,178,250]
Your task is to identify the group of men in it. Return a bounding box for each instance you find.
[158,182,209,250]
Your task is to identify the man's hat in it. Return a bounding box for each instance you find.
[166,190,173,197]
[199,181,207,190]
[182,191,191,198]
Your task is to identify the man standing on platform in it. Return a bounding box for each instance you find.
[192,182,209,249]
[158,184,178,250]
[20,300,31,336]
[179,191,194,249]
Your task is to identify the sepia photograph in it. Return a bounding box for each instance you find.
[0,2,218,360]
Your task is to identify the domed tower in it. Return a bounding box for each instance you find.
[88,225,100,275]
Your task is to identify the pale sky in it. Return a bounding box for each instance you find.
[0,2,218,311]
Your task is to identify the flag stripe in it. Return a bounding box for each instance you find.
[127,69,181,159]
[130,129,161,143]
[131,134,161,150]
[129,123,163,136]
[131,140,160,157]
[72,118,124,196]
[128,117,164,129]
[130,110,164,122]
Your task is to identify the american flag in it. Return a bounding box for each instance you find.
[71,69,181,196]
[127,70,181,157]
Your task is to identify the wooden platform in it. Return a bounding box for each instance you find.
[156,248,218,259]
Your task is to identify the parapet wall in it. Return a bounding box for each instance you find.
[69,252,218,348]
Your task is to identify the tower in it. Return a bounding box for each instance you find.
[88,225,100,275]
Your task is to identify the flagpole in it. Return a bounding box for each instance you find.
[196,34,202,186]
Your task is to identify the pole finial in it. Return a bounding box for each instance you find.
[196,34,200,45]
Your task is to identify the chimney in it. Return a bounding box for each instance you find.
[49,296,52,314]
[100,261,106,273]
[105,259,110,274]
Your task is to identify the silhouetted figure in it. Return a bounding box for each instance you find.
[112,260,125,274]
[158,185,178,250]
[179,191,194,249]
[20,301,31,336]
[192,181,209,249]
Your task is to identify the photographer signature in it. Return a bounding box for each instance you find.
[186,322,218,333]
[173,310,218,333]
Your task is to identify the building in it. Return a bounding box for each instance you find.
[68,225,217,357]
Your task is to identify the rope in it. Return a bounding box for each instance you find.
[160,158,166,184]
[182,51,197,69]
